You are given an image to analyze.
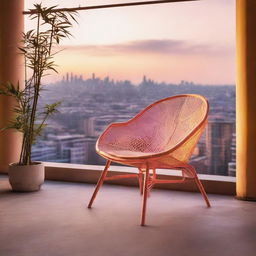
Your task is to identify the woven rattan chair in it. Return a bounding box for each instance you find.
[88,94,211,226]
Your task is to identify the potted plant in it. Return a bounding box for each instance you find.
[0,4,77,191]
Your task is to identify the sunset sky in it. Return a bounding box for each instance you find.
[25,0,235,85]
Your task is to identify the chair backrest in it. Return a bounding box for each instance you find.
[127,94,209,154]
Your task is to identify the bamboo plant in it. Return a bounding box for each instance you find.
[0,4,77,165]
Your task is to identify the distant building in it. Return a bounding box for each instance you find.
[206,120,235,175]
[83,117,95,137]
[228,133,236,177]
[44,134,87,163]
[190,156,208,174]
[189,142,208,174]
[32,133,105,165]
[84,136,105,165]
[32,144,57,162]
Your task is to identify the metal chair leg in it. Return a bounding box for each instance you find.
[138,169,144,195]
[194,175,211,207]
[88,160,111,208]
[141,166,150,226]
[185,165,211,207]
[147,168,156,195]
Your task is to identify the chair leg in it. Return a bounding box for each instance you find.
[194,174,211,207]
[138,169,143,195]
[147,168,156,195]
[141,166,150,226]
[88,160,111,208]
[185,165,211,208]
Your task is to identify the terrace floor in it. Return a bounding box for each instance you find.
[1,175,256,256]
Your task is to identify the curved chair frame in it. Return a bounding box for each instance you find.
[88,94,211,226]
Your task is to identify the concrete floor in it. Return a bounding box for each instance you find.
[1,176,256,256]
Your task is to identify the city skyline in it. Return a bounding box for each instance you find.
[33,76,236,176]
[59,71,235,86]
[25,0,235,85]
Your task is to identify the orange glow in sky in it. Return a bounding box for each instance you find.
[25,0,235,84]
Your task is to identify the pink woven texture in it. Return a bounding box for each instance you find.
[96,94,208,169]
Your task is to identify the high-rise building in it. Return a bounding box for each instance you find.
[84,136,105,165]
[83,117,95,137]
[206,120,235,175]
[47,134,87,163]
[228,132,236,177]
[31,144,57,162]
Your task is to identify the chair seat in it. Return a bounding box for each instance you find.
[97,144,161,159]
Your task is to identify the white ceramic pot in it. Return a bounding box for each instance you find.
[8,162,45,192]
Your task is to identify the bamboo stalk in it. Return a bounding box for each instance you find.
[26,13,41,164]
